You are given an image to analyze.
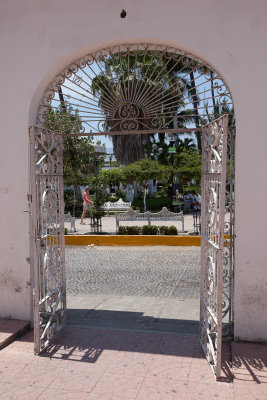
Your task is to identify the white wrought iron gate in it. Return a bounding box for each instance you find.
[29,126,66,354]
[200,115,229,379]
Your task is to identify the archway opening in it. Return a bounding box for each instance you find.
[31,43,235,378]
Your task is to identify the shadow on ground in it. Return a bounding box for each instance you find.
[41,325,202,363]
[38,326,233,382]
[66,308,199,335]
[4,327,267,395]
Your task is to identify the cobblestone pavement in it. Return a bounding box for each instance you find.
[65,246,200,299]
[66,246,200,333]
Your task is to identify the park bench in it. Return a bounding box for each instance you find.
[101,198,131,215]
[115,207,184,233]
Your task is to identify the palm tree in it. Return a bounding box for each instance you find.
[176,138,196,152]
[91,51,191,164]
[204,99,235,126]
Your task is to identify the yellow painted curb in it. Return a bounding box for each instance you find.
[65,235,201,246]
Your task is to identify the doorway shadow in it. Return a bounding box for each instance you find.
[41,322,200,364]
[66,308,199,335]
[39,308,200,364]
[37,308,205,374]
[12,325,234,383]
[38,323,233,383]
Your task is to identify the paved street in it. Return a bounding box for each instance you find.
[66,246,200,298]
[66,246,201,334]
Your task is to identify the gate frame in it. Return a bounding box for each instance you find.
[29,122,235,373]
[199,115,230,380]
[29,125,66,354]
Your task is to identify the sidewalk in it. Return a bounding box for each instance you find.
[65,214,196,235]
[0,325,266,399]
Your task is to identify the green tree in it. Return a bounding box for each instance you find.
[44,104,95,200]
[123,158,172,183]
[98,168,125,186]
[176,137,196,152]
[173,148,202,193]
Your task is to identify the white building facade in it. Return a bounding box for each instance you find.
[0,0,266,342]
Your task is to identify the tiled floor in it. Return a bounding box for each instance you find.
[0,326,266,399]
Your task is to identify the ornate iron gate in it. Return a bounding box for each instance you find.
[200,115,229,379]
[29,126,66,354]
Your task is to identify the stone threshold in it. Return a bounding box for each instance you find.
[0,319,30,351]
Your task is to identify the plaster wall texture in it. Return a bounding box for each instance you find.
[0,0,266,340]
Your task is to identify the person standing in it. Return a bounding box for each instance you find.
[80,186,93,224]
[191,191,200,211]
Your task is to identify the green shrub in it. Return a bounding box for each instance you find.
[118,226,140,235]
[158,225,178,235]
[110,196,120,203]
[131,197,171,211]
[168,225,178,235]
[126,226,140,235]
[116,190,126,201]
[118,226,127,235]
[159,225,169,235]
[142,225,158,235]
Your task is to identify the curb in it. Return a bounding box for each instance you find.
[65,235,201,246]
[0,320,31,351]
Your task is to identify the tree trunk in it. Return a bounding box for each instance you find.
[58,86,66,111]
[189,71,202,152]
[73,184,82,203]
[146,134,152,158]
[210,70,216,110]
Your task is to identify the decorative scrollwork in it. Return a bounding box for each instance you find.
[118,103,140,119]
[36,43,233,134]
[204,255,216,296]
[30,127,65,354]
[119,119,139,131]
[206,187,217,228]
[200,115,230,378]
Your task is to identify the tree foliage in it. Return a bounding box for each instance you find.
[45,106,95,186]
[173,148,202,192]
[98,168,125,185]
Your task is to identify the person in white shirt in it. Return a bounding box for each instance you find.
[191,191,200,211]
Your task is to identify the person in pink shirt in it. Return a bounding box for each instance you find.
[80,186,93,224]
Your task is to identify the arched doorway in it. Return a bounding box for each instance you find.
[29,44,235,379]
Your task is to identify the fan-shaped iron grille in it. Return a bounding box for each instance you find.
[37,44,234,135]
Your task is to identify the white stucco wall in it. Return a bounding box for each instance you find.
[0,0,266,340]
